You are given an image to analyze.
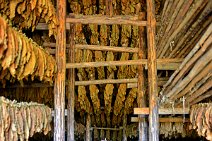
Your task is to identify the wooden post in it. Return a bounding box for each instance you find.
[67,23,75,140]
[54,0,66,140]
[138,13,148,141]
[146,0,159,141]
[122,114,127,141]
[86,114,91,141]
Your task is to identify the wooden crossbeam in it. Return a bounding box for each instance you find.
[66,14,147,26]
[66,59,182,70]
[127,80,166,88]
[91,127,123,131]
[1,78,168,88]
[36,23,70,30]
[43,43,139,53]
[131,117,190,122]
[134,108,189,115]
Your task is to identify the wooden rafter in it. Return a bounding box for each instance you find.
[160,24,212,107]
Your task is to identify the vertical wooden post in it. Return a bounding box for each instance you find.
[137,12,148,141]
[122,114,127,141]
[86,114,91,141]
[54,0,66,140]
[67,22,75,141]
[146,0,159,141]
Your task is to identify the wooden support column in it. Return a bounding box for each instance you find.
[138,13,148,141]
[54,0,66,140]
[67,22,75,140]
[146,0,159,141]
[86,114,91,141]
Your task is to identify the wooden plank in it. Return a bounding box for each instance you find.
[146,0,159,140]
[134,108,189,115]
[66,14,147,26]
[131,117,190,122]
[67,23,75,141]
[54,0,66,140]
[43,43,139,53]
[66,59,182,70]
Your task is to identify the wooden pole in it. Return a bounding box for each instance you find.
[67,23,75,141]
[146,0,159,141]
[123,114,127,141]
[137,12,148,141]
[86,114,91,141]
[54,0,66,140]
[66,59,182,70]
[43,43,139,53]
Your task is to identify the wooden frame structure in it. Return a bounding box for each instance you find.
[52,0,187,141]
[52,0,161,140]
[0,0,210,141]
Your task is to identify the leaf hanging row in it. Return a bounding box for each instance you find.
[0,0,58,37]
[190,103,212,140]
[0,16,57,86]
[0,96,52,141]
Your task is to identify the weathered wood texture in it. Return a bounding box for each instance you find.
[86,114,91,141]
[156,0,211,58]
[54,0,66,140]
[66,14,147,26]
[146,0,159,140]
[67,23,75,141]
[43,43,139,53]
[1,78,168,89]
[131,117,190,123]
[137,13,148,141]
[160,25,212,107]
[66,59,182,70]
[134,108,189,115]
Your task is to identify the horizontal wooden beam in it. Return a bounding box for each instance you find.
[43,43,139,53]
[134,108,189,115]
[91,127,123,131]
[76,78,137,86]
[36,23,70,30]
[1,78,169,88]
[67,14,147,26]
[1,79,137,88]
[66,60,146,68]
[66,59,183,70]
[127,81,166,88]
[131,117,190,122]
